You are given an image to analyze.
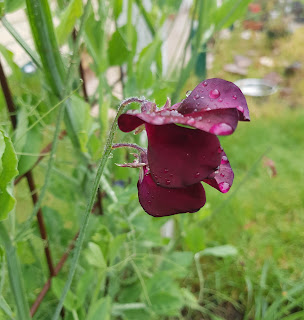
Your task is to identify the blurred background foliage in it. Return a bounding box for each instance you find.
[0,0,304,319]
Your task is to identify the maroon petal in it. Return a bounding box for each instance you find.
[203,151,234,193]
[118,108,239,135]
[146,123,222,188]
[138,173,206,217]
[177,78,250,121]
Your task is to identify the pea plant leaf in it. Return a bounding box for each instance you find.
[0,130,19,220]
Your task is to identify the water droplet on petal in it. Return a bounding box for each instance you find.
[186,90,192,97]
[218,146,223,153]
[186,153,190,157]
[165,179,171,185]
[219,182,230,193]
[164,168,169,173]
[221,155,229,164]
[202,81,208,87]
[232,95,237,100]
[194,94,200,100]
[220,173,225,177]
[209,89,220,99]
[237,105,244,112]
[210,123,233,135]
[187,118,195,125]
[218,98,223,102]
[195,172,200,178]
[148,200,152,204]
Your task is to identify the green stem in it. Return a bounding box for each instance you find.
[127,0,133,77]
[0,223,31,320]
[51,98,134,320]
[1,17,42,69]
[134,0,155,36]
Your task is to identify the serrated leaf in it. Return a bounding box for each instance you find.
[56,0,83,46]
[202,245,238,257]
[0,130,19,220]
[87,296,112,320]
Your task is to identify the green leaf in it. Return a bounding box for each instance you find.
[108,25,137,66]
[149,292,182,316]
[202,245,238,257]
[0,44,22,78]
[69,94,93,153]
[17,125,43,176]
[113,0,123,19]
[75,270,95,306]
[4,0,25,13]
[0,130,18,220]
[87,296,112,320]
[108,233,127,265]
[0,1,4,16]
[136,38,162,90]
[56,0,83,46]
[85,242,107,269]
[184,225,206,253]
[213,0,251,31]
[52,278,78,311]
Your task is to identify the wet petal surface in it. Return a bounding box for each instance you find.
[177,78,250,121]
[138,173,206,217]
[146,123,222,188]
[203,151,234,193]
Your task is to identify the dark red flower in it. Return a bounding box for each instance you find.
[114,78,249,217]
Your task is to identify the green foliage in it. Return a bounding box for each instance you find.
[0,130,18,220]
[4,0,25,13]
[4,1,304,320]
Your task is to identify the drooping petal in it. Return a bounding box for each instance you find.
[118,107,239,136]
[177,78,250,121]
[138,173,206,217]
[203,151,234,193]
[146,123,222,188]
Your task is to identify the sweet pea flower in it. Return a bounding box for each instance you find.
[113,78,249,217]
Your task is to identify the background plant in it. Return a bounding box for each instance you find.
[1,0,304,319]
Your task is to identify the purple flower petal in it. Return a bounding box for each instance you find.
[203,151,234,193]
[118,107,239,136]
[177,78,250,121]
[146,123,222,188]
[138,172,206,217]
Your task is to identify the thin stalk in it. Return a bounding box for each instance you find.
[51,98,134,320]
[134,0,155,36]
[0,17,41,69]
[127,0,134,77]
[0,224,31,320]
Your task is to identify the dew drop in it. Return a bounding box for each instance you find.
[219,182,230,193]
[202,81,208,87]
[209,89,220,99]
[218,98,223,102]
[237,105,244,113]
[194,94,200,100]
[232,95,237,100]
[148,200,152,204]
[218,146,223,153]
[195,172,200,178]
[164,168,169,173]
[220,173,225,177]
[186,90,192,97]
[210,123,233,135]
[169,173,173,177]
[187,118,195,125]
[186,153,190,157]
[221,155,229,164]
[165,179,171,185]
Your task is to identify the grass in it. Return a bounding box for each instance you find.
[189,25,304,317]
